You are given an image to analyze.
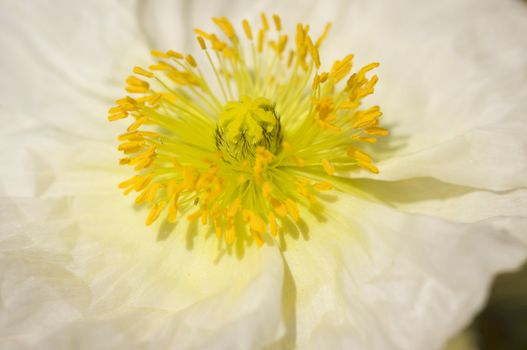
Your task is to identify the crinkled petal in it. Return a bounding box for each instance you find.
[352,178,527,230]
[328,0,527,190]
[0,189,285,349]
[0,0,149,137]
[280,192,527,349]
[356,122,527,190]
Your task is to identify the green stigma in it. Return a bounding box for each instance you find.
[216,96,282,162]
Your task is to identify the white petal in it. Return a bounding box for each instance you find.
[0,190,285,349]
[352,178,527,231]
[354,122,527,190]
[0,0,149,135]
[281,192,527,349]
[327,0,527,190]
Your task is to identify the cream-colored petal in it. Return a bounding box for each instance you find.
[0,189,285,349]
[280,192,526,349]
[327,0,527,190]
[351,178,527,231]
[0,0,149,136]
[352,122,527,190]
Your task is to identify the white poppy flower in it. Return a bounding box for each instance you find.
[1,0,526,349]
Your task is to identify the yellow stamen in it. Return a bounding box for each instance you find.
[167,50,184,59]
[108,111,128,121]
[133,66,154,78]
[314,182,333,191]
[109,14,387,248]
[322,159,335,176]
[261,13,269,31]
[197,36,207,50]
[151,50,169,58]
[268,212,278,236]
[315,23,332,48]
[364,127,389,136]
[146,201,166,226]
[185,54,198,67]
[272,14,282,31]
[242,19,253,40]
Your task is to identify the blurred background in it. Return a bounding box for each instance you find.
[447,262,527,350]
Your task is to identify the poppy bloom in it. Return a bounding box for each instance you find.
[1,0,526,349]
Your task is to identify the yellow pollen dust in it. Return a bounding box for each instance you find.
[109,14,387,249]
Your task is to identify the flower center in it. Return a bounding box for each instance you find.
[216,96,282,162]
[108,14,388,249]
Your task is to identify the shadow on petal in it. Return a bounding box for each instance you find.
[348,177,474,205]
[156,220,179,241]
